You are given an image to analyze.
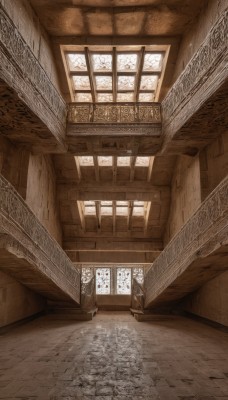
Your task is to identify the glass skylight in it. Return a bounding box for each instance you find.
[135,156,150,167]
[95,76,112,91]
[67,53,87,71]
[98,156,113,166]
[118,76,135,91]
[92,54,112,71]
[116,201,128,206]
[97,93,113,102]
[84,206,96,215]
[75,93,92,102]
[140,75,158,91]
[117,92,134,102]
[117,54,138,72]
[116,206,128,216]
[117,157,131,167]
[101,206,113,216]
[78,156,94,166]
[73,75,90,90]
[133,206,145,216]
[138,93,155,102]
[143,53,162,71]
[101,201,112,206]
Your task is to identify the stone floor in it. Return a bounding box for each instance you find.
[0,312,228,400]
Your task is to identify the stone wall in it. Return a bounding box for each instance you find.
[164,155,201,245]
[26,154,62,245]
[184,271,228,327]
[200,131,228,200]
[0,270,45,328]
[0,0,61,92]
[173,0,228,82]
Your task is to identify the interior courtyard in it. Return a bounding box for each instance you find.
[0,0,228,398]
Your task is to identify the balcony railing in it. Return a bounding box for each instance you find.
[68,102,161,124]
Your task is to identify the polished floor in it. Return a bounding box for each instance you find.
[0,312,228,399]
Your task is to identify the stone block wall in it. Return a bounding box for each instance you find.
[0,270,45,328]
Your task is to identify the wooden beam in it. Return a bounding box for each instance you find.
[113,156,117,183]
[144,201,152,234]
[130,156,137,182]
[85,47,96,102]
[95,201,101,231]
[113,47,117,103]
[93,156,100,182]
[56,36,178,46]
[77,201,85,232]
[113,201,116,235]
[74,157,82,182]
[66,251,160,264]
[127,201,133,231]
[64,239,163,252]
[134,47,145,102]
[147,156,154,182]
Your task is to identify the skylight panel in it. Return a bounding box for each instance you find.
[116,206,128,216]
[101,206,113,216]
[75,93,92,102]
[134,201,144,206]
[117,157,131,167]
[118,76,135,91]
[117,54,138,72]
[135,156,150,167]
[101,201,112,206]
[143,53,163,71]
[84,206,96,215]
[140,75,158,91]
[138,93,155,102]
[95,76,112,91]
[117,92,134,102]
[73,75,91,90]
[78,156,94,166]
[92,54,112,71]
[98,156,113,166]
[67,53,87,71]
[97,93,113,102]
[84,201,95,206]
[116,201,128,206]
[133,206,145,216]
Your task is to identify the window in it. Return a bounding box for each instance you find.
[96,268,111,294]
[117,268,131,294]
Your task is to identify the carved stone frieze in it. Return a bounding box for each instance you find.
[162,9,228,126]
[68,103,161,125]
[145,176,228,308]
[0,4,67,147]
[0,174,80,304]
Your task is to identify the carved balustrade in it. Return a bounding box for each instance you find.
[131,278,145,311]
[0,175,81,304]
[144,175,228,308]
[81,276,96,311]
[68,102,161,125]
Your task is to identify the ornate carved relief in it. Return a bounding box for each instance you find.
[0,175,80,303]
[0,5,66,144]
[162,10,228,125]
[68,103,161,124]
[145,176,228,308]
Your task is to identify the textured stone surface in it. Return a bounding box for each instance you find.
[0,312,228,399]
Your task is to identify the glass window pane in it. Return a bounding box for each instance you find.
[101,201,112,206]
[74,93,92,102]
[135,156,150,167]
[98,156,113,166]
[97,93,113,102]
[92,54,112,71]
[101,206,112,216]
[118,76,135,91]
[133,267,144,284]
[117,92,134,102]
[133,207,144,216]
[81,267,93,283]
[84,206,96,215]
[84,201,95,206]
[67,53,87,71]
[73,75,91,90]
[78,156,94,166]
[95,76,112,90]
[117,54,138,72]
[140,75,158,91]
[117,267,131,294]
[117,157,130,167]
[96,268,111,294]
[138,93,155,102]
[116,201,128,206]
[116,207,128,216]
[134,201,144,206]
[143,53,162,71]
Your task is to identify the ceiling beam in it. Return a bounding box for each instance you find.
[66,251,160,264]
[147,157,154,182]
[74,157,82,182]
[113,47,117,102]
[93,156,100,182]
[55,36,178,46]
[113,201,116,235]
[113,156,117,183]
[134,47,145,102]
[64,239,162,252]
[85,47,96,102]
[130,156,137,182]
[76,201,85,232]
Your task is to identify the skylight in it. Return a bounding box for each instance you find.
[117,157,131,167]
[64,46,169,103]
[135,156,150,167]
[98,156,113,166]
[78,156,94,166]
